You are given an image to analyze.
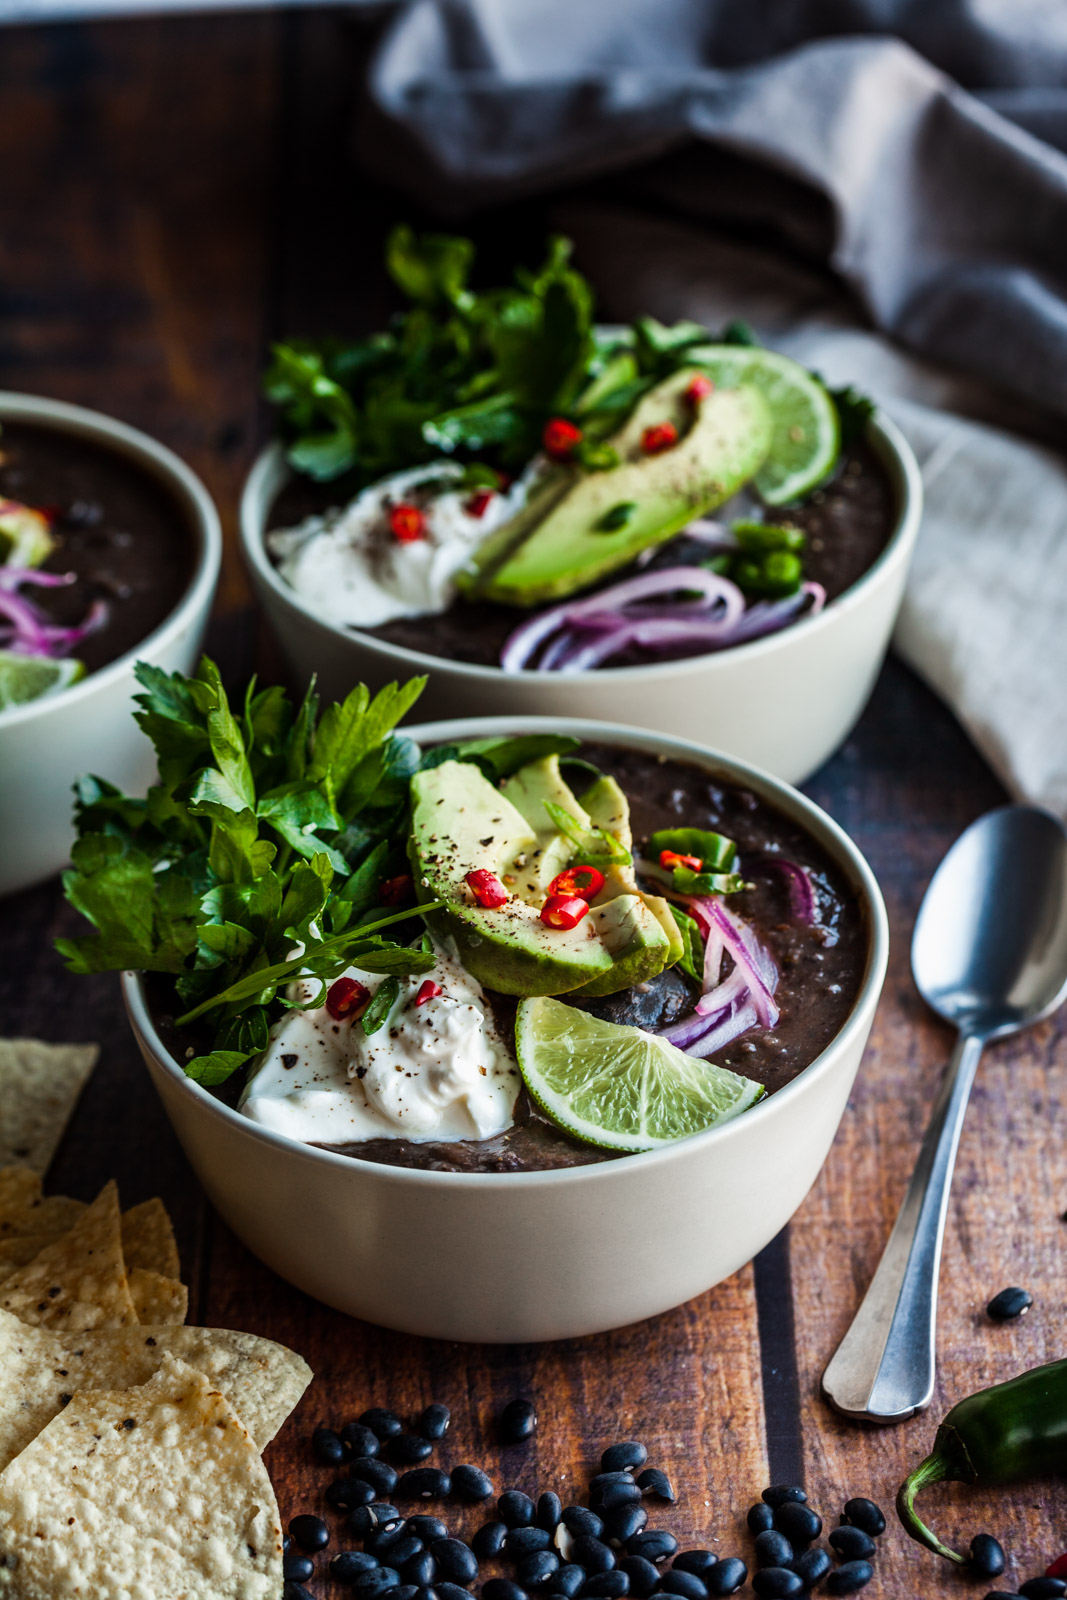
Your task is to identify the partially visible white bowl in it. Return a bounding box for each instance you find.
[123,715,889,1344]
[0,394,221,897]
[240,413,921,786]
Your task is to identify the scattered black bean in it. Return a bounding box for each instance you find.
[409,1518,449,1544]
[555,1565,588,1599]
[592,1483,642,1514]
[829,1527,875,1563]
[327,1478,376,1510]
[672,1553,718,1579]
[761,1486,806,1510]
[500,1491,538,1529]
[538,1493,563,1532]
[969,1535,1007,1578]
[753,1531,793,1570]
[1020,1580,1067,1598]
[312,1426,346,1465]
[584,1574,630,1599]
[772,1503,821,1547]
[284,1553,315,1583]
[343,1423,382,1459]
[283,1584,312,1600]
[825,1561,874,1595]
[604,1505,647,1547]
[333,1552,381,1583]
[420,1405,451,1440]
[361,1408,405,1440]
[347,1506,382,1539]
[366,1524,412,1558]
[350,1458,400,1496]
[392,1435,435,1466]
[619,1557,660,1598]
[401,1468,453,1500]
[353,1568,400,1597]
[403,1551,438,1586]
[374,1507,404,1531]
[625,1532,676,1566]
[789,1548,831,1587]
[289,1514,330,1552]
[705,1559,747,1598]
[751,1570,802,1600]
[746,1504,774,1535]
[602,1443,649,1474]
[981,1593,1025,1600]
[841,1499,885,1538]
[416,1588,439,1600]
[508,1528,554,1558]
[432,1539,478,1584]
[517,1552,561,1589]
[573,1535,618,1574]
[564,1509,606,1540]
[473,1523,509,1560]
[987,1287,1033,1322]
[483,1582,529,1600]
[453,1465,495,1503]
[283,1536,291,1554]
[437,1585,471,1600]
[635,1470,675,1504]
[501,1399,538,1444]
[657,1568,708,1600]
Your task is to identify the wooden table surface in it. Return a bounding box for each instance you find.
[2,11,1065,1598]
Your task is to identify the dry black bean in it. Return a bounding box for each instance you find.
[343,1423,382,1458]
[981,1592,1024,1600]
[473,1524,509,1561]
[416,1587,439,1600]
[409,1518,449,1544]
[591,1473,637,1491]
[401,1469,452,1500]
[829,1527,875,1563]
[746,1504,774,1535]
[436,1585,471,1600]
[361,1409,405,1440]
[284,1585,312,1600]
[366,1524,412,1557]
[751,1570,803,1600]
[284,1554,315,1583]
[420,1405,451,1440]
[591,1482,642,1514]
[500,1492,538,1528]
[789,1549,831,1587]
[619,1556,660,1598]
[403,1551,437,1586]
[584,1574,630,1599]
[327,1479,376,1510]
[602,1444,649,1474]
[353,1568,400,1597]
[350,1458,400,1496]
[754,1532,793,1570]
[987,1287,1033,1322]
[333,1553,381,1583]
[841,1499,885,1538]
[573,1535,617,1574]
[501,1399,538,1444]
[538,1493,563,1532]
[392,1436,435,1466]
[969,1535,1006,1578]
[825,1562,874,1595]
[347,1507,382,1539]
[705,1560,747,1598]
[604,1506,647,1547]
[564,1509,605,1540]
[508,1529,554,1558]
[517,1551,561,1589]
[555,1565,588,1599]
[634,1470,675,1504]
[1019,1578,1066,1597]
[290,1514,330,1552]
[391,1586,420,1600]
[772,1503,821,1546]
[657,1569,708,1600]
[312,1426,346,1466]
[761,1486,806,1510]
[433,1540,478,1584]
[625,1533,676,1566]
[483,1582,529,1600]
[453,1465,495,1503]
[673,1554,718,1580]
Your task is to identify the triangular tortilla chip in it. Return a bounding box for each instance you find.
[0,1039,98,1173]
[0,1167,40,1225]
[121,1196,180,1279]
[129,1267,188,1326]
[0,1232,59,1281]
[0,1355,283,1599]
[0,1180,135,1331]
[0,1191,85,1240]
[0,1308,311,1469]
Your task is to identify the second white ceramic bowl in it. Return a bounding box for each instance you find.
[0,394,221,897]
[240,413,921,786]
[124,716,888,1343]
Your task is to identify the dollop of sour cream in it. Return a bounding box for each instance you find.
[266,462,534,628]
[238,943,519,1146]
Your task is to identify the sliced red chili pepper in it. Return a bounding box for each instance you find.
[659,849,703,872]
[542,417,583,461]
[548,865,606,899]
[465,488,495,518]
[389,502,426,543]
[378,873,414,906]
[540,894,590,930]
[414,979,443,1006]
[641,421,679,455]
[326,976,371,1021]
[684,374,714,405]
[465,868,509,908]
[1048,1556,1067,1579]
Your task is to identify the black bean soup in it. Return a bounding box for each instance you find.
[266,438,896,670]
[0,422,195,675]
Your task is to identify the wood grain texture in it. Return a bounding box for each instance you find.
[0,10,1064,1597]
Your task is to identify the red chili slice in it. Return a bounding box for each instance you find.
[326,976,371,1021]
[542,417,583,461]
[685,375,714,404]
[465,488,495,518]
[389,502,426,543]
[1048,1556,1067,1580]
[540,894,590,930]
[659,849,703,872]
[414,979,443,1006]
[548,865,605,899]
[465,868,509,908]
[641,422,679,455]
[379,873,415,906]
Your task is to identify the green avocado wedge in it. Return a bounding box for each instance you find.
[462,368,772,607]
[409,756,676,998]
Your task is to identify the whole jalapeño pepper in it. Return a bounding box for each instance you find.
[897,1357,1067,1563]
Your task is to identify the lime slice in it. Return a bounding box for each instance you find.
[686,344,840,504]
[515,995,764,1152]
[0,650,84,711]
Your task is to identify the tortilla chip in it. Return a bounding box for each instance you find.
[0,1180,136,1332]
[0,1355,283,1599]
[0,1191,85,1240]
[0,1167,40,1224]
[121,1196,180,1279]
[0,1038,98,1174]
[0,1307,312,1468]
[0,1233,60,1282]
[128,1267,188,1326]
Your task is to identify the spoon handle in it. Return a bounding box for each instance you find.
[820,1031,984,1422]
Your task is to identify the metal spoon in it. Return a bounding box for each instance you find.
[821,804,1067,1423]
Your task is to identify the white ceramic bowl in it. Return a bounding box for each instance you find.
[240,413,922,786]
[123,715,888,1343]
[0,393,221,897]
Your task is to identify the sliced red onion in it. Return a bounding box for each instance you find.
[0,566,76,592]
[0,566,106,658]
[743,852,817,923]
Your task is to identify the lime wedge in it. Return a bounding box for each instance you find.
[686,344,840,504]
[515,995,764,1152]
[0,650,84,711]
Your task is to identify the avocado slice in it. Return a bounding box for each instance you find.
[409,756,675,998]
[465,368,772,607]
